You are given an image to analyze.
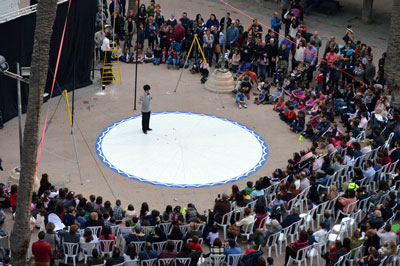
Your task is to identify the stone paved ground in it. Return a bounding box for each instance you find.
[1,0,392,264]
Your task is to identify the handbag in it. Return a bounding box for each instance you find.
[227,224,241,236]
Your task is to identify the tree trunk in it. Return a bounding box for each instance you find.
[9,0,58,265]
[385,0,400,108]
[362,0,374,23]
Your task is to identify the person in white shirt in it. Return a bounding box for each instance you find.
[377,224,398,245]
[312,222,327,243]
[235,207,255,228]
[358,112,369,130]
[80,228,99,243]
[101,32,112,62]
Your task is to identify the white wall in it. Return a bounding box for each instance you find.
[0,0,19,17]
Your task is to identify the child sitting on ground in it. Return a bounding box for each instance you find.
[144,47,154,63]
[241,76,252,100]
[160,48,167,64]
[235,88,248,109]
[153,45,162,65]
[120,48,133,63]
[167,47,179,69]
[132,45,145,63]
[273,97,285,111]
[254,89,268,105]
[290,110,306,133]
[280,105,297,124]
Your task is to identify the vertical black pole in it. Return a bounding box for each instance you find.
[72,60,76,128]
[92,40,95,80]
[134,0,140,110]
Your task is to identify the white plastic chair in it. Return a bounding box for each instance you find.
[80,242,98,264]
[158,258,175,266]
[142,226,155,236]
[126,241,145,255]
[329,218,350,243]
[278,226,291,254]
[186,238,203,245]
[141,258,157,266]
[287,245,312,266]
[87,226,103,237]
[347,245,364,266]
[175,257,191,266]
[392,245,400,266]
[335,200,358,223]
[178,224,190,236]
[158,223,172,234]
[288,219,303,243]
[265,231,280,257]
[215,211,233,239]
[171,240,183,252]
[237,222,254,241]
[110,225,121,237]
[208,254,226,266]
[255,216,268,231]
[227,254,242,266]
[152,241,167,255]
[99,239,115,257]
[63,242,79,266]
[124,259,140,266]
[120,227,133,239]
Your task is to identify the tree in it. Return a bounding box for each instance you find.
[385,0,400,108]
[362,0,374,23]
[9,0,58,265]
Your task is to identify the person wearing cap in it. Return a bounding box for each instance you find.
[139,85,152,134]
[212,193,231,224]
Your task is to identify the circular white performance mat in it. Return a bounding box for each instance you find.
[96,112,268,187]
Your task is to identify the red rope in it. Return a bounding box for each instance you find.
[218,0,365,85]
[35,0,72,182]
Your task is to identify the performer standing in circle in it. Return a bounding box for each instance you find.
[140,84,152,134]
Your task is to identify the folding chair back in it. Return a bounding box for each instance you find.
[100,239,116,257]
[140,258,157,266]
[124,259,140,266]
[209,254,226,266]
[157,258,175,266]
[227,254,242,266]
[87,226,103,237]
[152,241,168,254]
[175,257,191,266]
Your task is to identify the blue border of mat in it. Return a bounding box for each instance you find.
[96,111,268,188]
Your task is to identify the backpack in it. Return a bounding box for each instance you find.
[239,250,263,266]
[270,205,283,221]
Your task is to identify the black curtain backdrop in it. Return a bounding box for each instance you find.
[0,0,97,123]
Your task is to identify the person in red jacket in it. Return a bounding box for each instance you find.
[9,184,17,214]
[315,69,324,95]
[188,235,203,253]
[32,231,52,266]
[280,105,297,124]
